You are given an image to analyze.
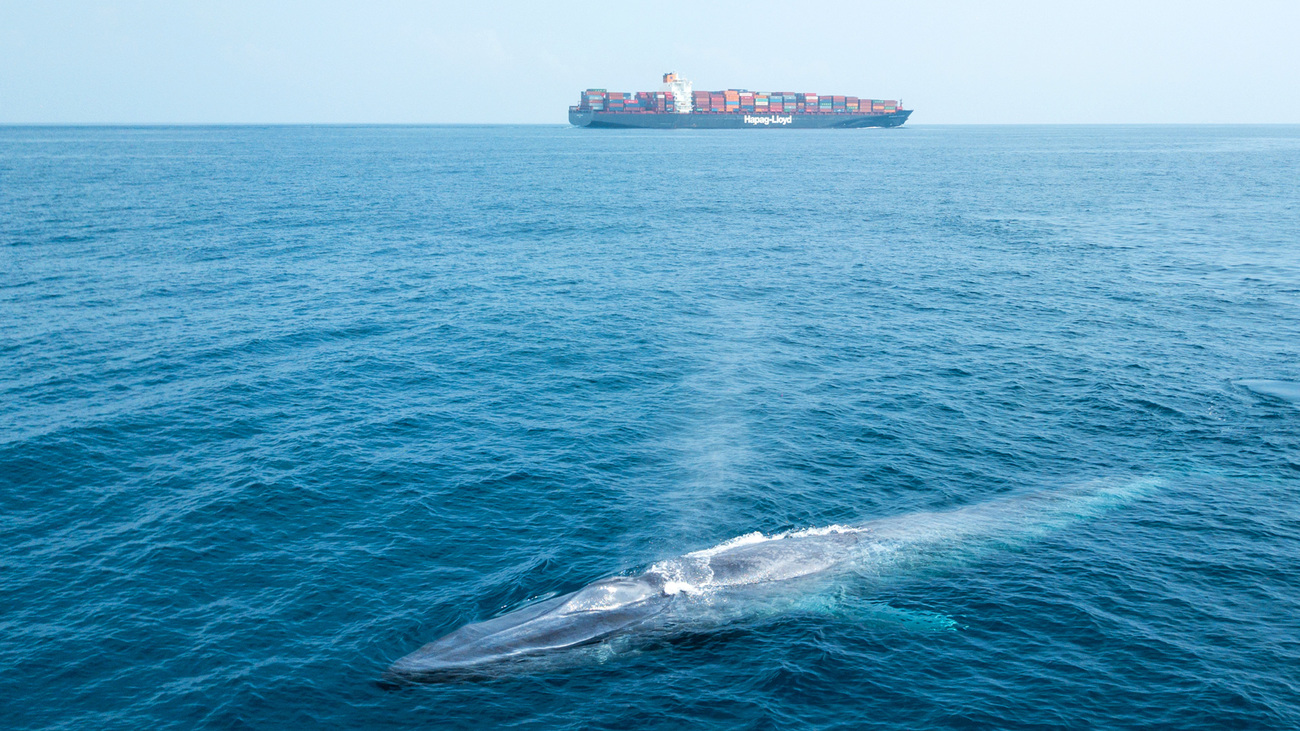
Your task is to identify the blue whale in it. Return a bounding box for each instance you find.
[388,477,1157,679]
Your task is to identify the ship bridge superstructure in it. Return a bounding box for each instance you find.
[662,72,693,113]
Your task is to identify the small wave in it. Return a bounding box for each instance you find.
[684,531,769,559]
[684,524,864,561]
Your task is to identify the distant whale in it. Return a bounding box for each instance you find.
[387,477,1158,680]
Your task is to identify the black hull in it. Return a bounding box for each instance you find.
[568,109,911,129]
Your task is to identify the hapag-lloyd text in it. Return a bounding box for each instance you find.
[743,115,794,126]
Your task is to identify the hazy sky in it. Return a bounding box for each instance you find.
[2,0,1297,124]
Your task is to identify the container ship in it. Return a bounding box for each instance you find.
[569,73,911,129]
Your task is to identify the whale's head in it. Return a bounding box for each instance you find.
[386,575,673,681]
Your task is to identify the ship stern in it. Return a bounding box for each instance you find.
[568,108,594,127]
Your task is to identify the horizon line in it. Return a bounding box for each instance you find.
[3,122,1299,128]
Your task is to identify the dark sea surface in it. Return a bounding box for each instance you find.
[3,124,1300,729]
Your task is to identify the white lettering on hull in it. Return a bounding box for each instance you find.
[742,115,794,126]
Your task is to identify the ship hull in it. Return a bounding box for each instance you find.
[568,109,911,129]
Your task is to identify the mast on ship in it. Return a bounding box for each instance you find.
[662,72,693,114]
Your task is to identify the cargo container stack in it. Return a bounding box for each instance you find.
[577,86,901,116]
[580,89,606,111]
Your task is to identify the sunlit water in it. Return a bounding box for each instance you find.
[3,125,1299,729]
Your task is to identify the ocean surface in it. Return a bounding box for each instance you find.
[3,124,1299,729]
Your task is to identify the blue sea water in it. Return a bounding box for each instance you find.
[2,124,1300,729]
